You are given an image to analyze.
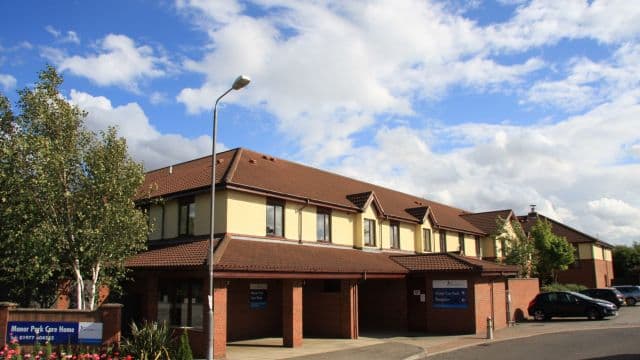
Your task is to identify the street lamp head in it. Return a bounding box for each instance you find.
[232,75,251,90]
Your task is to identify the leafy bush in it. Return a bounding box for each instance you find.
[121,321,174,360]
[541,282,586,292]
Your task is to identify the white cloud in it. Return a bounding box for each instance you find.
[58,34,169,91]
[0,73,16,91]
[69,90,215,170]
[45,25,80,44]
[526,43,640,111]
[149,91,168,105]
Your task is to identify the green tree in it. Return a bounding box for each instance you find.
[530,218,575,284]
[612,242,640,283]
[0,66,149,309]
[501,220,536,278]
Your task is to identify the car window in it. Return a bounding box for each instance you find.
[546,293,557,303]
[559,293,573,303]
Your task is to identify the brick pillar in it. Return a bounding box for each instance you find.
[213,279,228,360]
[282,279,303,348]
[0,302,17,347]
[100,303,123,345]
[339,280,358,339]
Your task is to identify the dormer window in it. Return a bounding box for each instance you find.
[178,198,195,236]
[364,218,376,246]
[266,198,284,237]
[390,221,400,249]
[423,229,432,252]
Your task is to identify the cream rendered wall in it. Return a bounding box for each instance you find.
[604,248,612,261]
[445,232,459,252]
[226,190,266,236]
[284,203,315,241]
[332,210,354,246]
[434,230,444,252]
[592,244,604,260]
[464,235,477,257]
[379,220,389,249]
[399,223,415,252]
[578,243,593,259]
[193,193,209,236]
[148,204,163,241]
[481,237,496,258]
[163,201,178,239]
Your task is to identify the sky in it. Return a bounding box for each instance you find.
[1,0,639,246]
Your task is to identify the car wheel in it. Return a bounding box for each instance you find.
[587,308,602,320]
[627,298,637,306]
[533,309,547,321]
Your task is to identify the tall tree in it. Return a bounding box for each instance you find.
[0,66,149,309]
[530,218,575,284]
[612,242,640,284]
[490,216,535,278]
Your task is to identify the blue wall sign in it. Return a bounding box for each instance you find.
[433,280,469,309]
[7,321,102,345]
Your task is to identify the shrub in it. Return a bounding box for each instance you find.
[121,321,174,360]
[541,282,586,292]
[175,330,193,360]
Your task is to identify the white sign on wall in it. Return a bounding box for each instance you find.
[432,280,468,289]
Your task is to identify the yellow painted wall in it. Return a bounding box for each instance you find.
[464,235,478,257]
[379,220,389,249]
[284,203,316,241]
[577,243,592,259]
[148,204,163,241]
[163,201,178,238]
[332,210,354,246]
[592,244,604,260]
[604,248,612,261]
[226,190,266,236]
[445,231,460,252]
[399,223,415,252]
[481,237,496,258]
[193,193,209,236]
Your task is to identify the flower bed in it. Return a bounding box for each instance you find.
[0,338,131,360]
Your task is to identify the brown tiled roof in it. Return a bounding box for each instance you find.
[391,253,518,274]
[126,235,407,275]
[460,210,514,235]
[518,212,613,248]
[126,238,213,268]
[216,237,408,274]
[141,147,486,235]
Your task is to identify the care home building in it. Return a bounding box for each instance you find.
[125,148,535,358]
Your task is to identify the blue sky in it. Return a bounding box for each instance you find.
[1,0,639,245]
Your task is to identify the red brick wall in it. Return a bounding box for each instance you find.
[358,279,407,332]
[423,274,476,334]
[557,260,596,288]
[303,280,357,338]
[282,280,303,348]
[507,278,539,321]
[227,279,282,341]
[594,259,614,287]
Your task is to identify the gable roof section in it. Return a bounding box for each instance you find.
[391,253,518,274]
[519,212,613,249]
[460,209,514,235]
[140,147,486,235]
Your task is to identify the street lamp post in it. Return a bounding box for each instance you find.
[208,75,250,360]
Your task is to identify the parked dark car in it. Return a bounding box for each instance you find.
[528,291,618,321]
[580,288,625,307]
[613,285,640,306]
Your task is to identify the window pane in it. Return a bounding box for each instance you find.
[274,205,283,236]
[266,205,275,235]
[157,284,171,325]
[179,204,188,235]
[191,282,203,328]
[324,215,330,241]
[188,203,196,235]
[364,220,371,245]
[424,229,431,252]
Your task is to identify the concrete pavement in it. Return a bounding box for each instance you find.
[224,306,640,360]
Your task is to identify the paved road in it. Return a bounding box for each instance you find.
[428,327,639,360]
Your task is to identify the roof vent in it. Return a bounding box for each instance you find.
[270,157,275,161]
[216,158,224,164]
[249,159,257,164]
[262,155,269,160]
[169,165,173,174]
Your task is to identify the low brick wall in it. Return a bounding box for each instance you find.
[507,278,540,322]
[0,302,122,348]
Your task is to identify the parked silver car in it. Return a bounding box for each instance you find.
[613,285,640,306]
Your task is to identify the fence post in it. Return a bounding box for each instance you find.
[0,302,17,347]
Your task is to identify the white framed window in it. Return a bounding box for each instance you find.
[364,218,376,246]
